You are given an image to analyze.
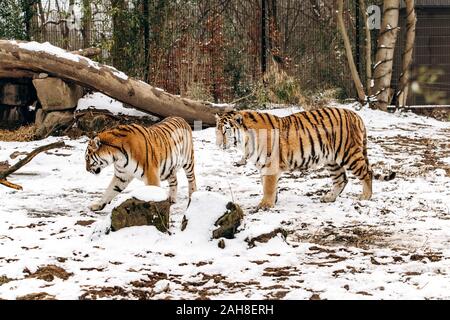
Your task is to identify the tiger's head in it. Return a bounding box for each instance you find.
[85,136,112,175]
[215,111,244,150]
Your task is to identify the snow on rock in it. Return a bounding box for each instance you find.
[182,191,230,241]
[77,92,150,117]
[114,186,168,204]
[0,104,449,300]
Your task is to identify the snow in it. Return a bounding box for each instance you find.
[11,41,133,82]
[77,92,152,118]
[0,104,449,300]
[17,41,81,63]
[115,186,168,203]
[105,66,128,81]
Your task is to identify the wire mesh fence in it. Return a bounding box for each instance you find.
[26,0,358,102]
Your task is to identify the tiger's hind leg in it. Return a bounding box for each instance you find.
[183,160,197,199]
[168,172,178,204]
[347,156,373,201]
[321,164,348,203]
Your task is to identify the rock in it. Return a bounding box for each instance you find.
[111,198,171,233]
[218,239,225,249]
[34,110,74,139]
[35,108,46,127]
[32,77,84,111]
[212,202,244,239]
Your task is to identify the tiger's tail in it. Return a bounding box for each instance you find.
[374,171,396,181]
[362,127,396,182]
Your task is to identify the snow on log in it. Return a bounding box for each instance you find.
[0,40,233,126]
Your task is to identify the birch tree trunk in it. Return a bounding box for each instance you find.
[397,0,416,108]
[372,0,400,111]
[359,0,373,95]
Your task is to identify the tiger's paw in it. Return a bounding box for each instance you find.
[90,202,106,212]
[256,199,275,211]
[234,158,247,167]
[358,194,372,201]
[320,193,337,203]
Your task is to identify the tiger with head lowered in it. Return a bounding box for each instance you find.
[85,117,197,211]
[216,107,395,210]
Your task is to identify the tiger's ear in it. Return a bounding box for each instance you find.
[234,114,243,125]
[93,137,102,149]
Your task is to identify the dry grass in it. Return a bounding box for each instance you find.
[0,125,36,142]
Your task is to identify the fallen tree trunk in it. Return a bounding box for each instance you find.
[70,47,101,58]
[0,40,233,126]
[0,141,65,190]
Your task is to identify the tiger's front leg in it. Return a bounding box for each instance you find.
[234,135,249,167]
[257,173,280,210]
[90,175,132,211]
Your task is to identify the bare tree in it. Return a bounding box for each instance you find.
[396,0,416,108]
[337,0,366,103]
[81,0,92,48]
[372,0,400,111]
[359,0,373,95]
[261,0,267,74]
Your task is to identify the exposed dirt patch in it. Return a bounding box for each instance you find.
[75,220,96,226]
[16,292,56,300]
[79,286,129,300]
[0,275,13,286]
[373,133,450,177]
[130,272,169,289]
[295,226,392,249]
[410,252,443,263]
[262,266,300,278]
[24,265,73,282]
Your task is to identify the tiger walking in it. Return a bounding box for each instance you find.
[215,108,395,210]
[85,117,197,211]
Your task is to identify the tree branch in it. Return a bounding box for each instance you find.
[0,141,66,190]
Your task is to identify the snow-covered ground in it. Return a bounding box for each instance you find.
[0,105,449,300]
[77,92,152,118]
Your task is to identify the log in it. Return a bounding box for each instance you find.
[0,141,65,190]
[0,40,233,126]
[70,47,101,58]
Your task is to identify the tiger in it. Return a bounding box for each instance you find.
[215,107,396,210]
[85,116,197,211]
